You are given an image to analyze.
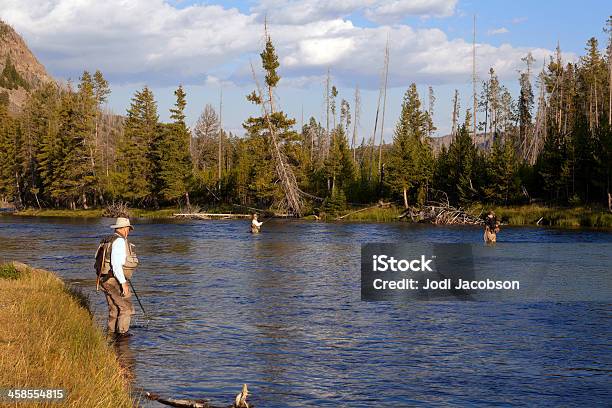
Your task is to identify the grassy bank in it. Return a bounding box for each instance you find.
[0,262,133,407]
[473,204,612,228]
[10,207,178,219]
[5,204,612,228]
[332,203,612,227]
[331,205,404,222]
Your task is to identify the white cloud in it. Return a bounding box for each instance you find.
[253,0,458,24]
[251,0,367,25]
[0,0,568,90]
[1,0,256,84]
[488,27,509,35]
[364,0,458,23]
[511,16,528,24]
[204,75,236,88]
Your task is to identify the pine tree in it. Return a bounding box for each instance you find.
[76,71,99,207]
[324,125,354,194]
[47,89,94,209]
[153,85,192,204]
[536,125,568,202]
[484,136,520,204]
[0,56,29,90]
[0,103,22,205]
[386,84,433,207]
[446,119,479,204]
[35,90,61,206]
[113,86,159,203]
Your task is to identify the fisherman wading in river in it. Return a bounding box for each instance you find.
[251,213,263,233]
[94,217,139,337]
[484,211,500,243]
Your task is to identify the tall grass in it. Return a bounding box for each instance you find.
[11,207,179,219]
[8,203,612,228]
[336,205,403,222]
[0,262,133,408]
[473,204,612,228]
[11,208,105,218]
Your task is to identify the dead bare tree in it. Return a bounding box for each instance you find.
[369,87,383,181]
[192,104,220,171]
[605,17,612,126]
[378,35,390,175]
[248,26,303,216]
[526,66,548,165]
[352,85,360,163]
[451,89,460,140]
[472,14,477,142]
[218,89,223,187]
[325,67,331,158]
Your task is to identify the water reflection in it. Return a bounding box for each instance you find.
[113,335,137,385]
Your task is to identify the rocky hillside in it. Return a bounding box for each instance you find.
[0,20,54,113]
[431,132,494,153]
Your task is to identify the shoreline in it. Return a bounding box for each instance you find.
[2,204,612,228]
[0,262,133,407]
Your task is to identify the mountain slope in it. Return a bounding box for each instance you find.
[0,20,54,113]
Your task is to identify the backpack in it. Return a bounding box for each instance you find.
[94,234,120,278]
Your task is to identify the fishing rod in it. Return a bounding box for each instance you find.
[127,279,150,324]
[260,214,275,224]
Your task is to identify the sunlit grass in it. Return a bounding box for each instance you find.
[12,208,104,217]
[0,262,133,408]
[335,205,403,222]
[9,203,612,228]
[471,204,612,228]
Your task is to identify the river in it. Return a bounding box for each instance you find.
[0,215,610,407]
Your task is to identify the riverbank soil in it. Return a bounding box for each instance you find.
[0,262,133,407]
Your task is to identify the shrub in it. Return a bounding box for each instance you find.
[0,263,20,279]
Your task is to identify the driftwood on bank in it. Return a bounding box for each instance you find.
[399,202,483,225]
[145,384,251,408]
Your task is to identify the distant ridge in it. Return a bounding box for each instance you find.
[430,132,495,152]
[0,20,54,113]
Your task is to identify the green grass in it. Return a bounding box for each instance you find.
[334,205,403,222]
[129,207,179,218]
[0,262,133,407]
[10,206,241,219]
[471,204,612,228]
[8,203,612,228]
[11,207,179,219]
[11,208,105,217]
[0,263,21,279]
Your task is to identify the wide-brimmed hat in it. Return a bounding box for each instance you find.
[110,217,134,230]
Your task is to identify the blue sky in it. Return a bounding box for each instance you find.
[1,0,610,139]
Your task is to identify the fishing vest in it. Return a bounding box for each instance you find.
[94,234,139,279]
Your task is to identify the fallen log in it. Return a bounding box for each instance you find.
[145,384,251,408]
[145,392,211,408]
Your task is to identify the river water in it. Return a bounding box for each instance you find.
[0,216,610,407]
